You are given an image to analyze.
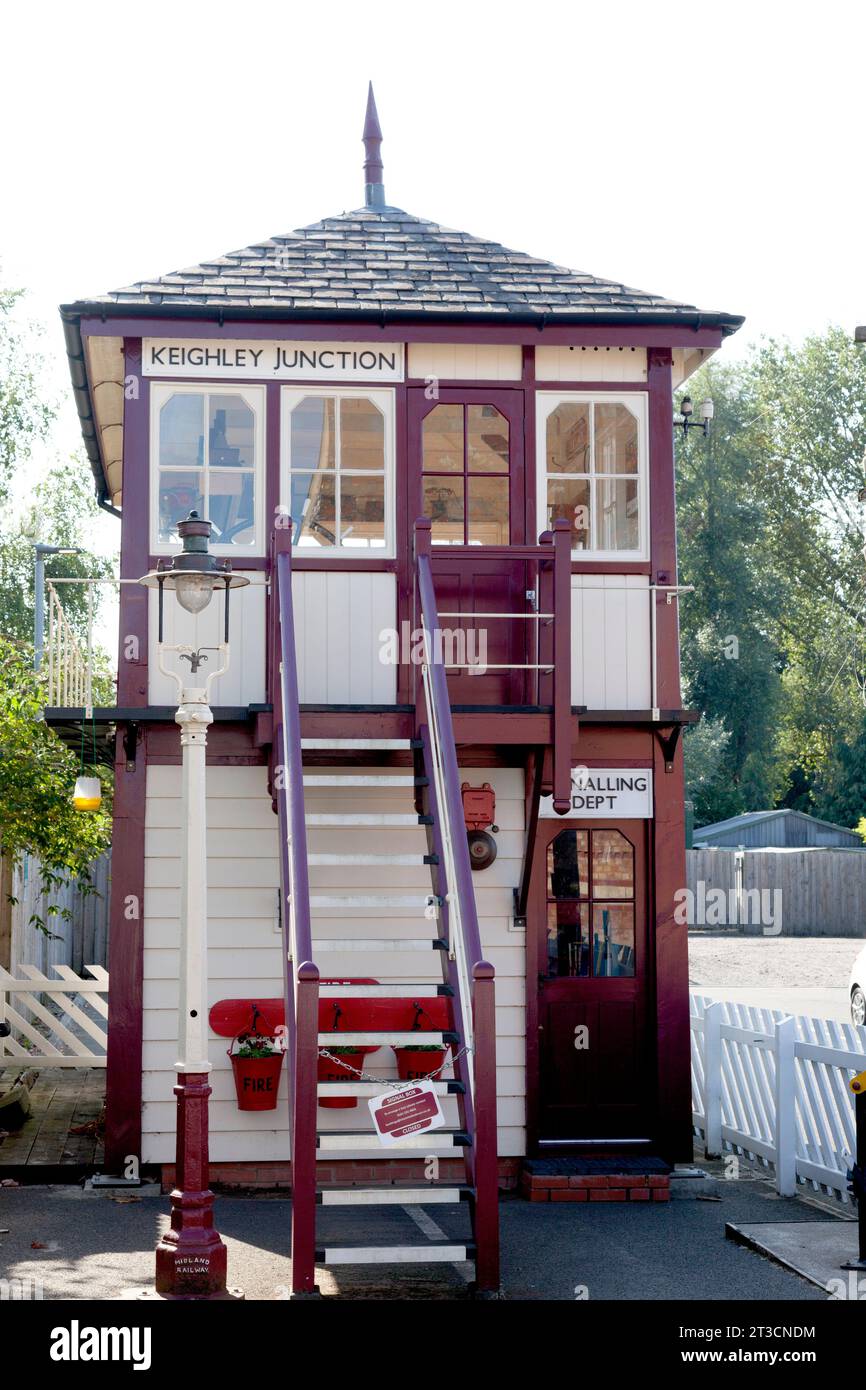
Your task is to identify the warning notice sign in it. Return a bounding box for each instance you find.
[367,1081,446,1147]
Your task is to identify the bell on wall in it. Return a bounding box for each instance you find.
[73,775,102,812]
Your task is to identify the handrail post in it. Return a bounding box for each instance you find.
[774,1015,797,1196]
[551,518,572,814]
[472,961,500,1293]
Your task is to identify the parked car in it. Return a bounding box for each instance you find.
[849,945,866,1026]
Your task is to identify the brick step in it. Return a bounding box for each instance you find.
[521,1156,671,1204]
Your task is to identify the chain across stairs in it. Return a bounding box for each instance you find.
[317,1043,473,1092]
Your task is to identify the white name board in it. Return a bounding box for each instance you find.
[142,338,405,382]
[540,767,653,819]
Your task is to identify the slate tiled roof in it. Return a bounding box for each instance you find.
[71,204,741,327]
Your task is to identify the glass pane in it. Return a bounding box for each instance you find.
[467,476,509,545]
[546,901,589,978]
[209,471,256,546]
[595,478,639,551]
[291,396,335,470]
[160,393,204,470]
[546,830,589,899]
[209,394,254,468]
[592,905,635,977]
[468,405,509,473]
[594,403,638,475]
[546,403,590,474]
[547,478,591,550]
[157,472,204,542]
[292,472,336,547]
[341,474,385,548]
[341,397,385,472]
[422,404,463,473]
[423,477,464,545]
[591,830,634,900]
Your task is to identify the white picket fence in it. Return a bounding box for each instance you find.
[0,965,109,1071]
[691,994,866,1201]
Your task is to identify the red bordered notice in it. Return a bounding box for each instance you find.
[367,1081,445,1147]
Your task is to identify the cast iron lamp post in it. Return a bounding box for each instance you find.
[138,512,248,1299]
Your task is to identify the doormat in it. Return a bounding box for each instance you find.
[521,1155,671,1203]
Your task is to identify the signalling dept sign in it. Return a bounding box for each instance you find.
[540,767,653,819]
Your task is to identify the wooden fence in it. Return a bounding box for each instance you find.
[691,994,866,1200]
[5,852,110,974]
[687,846,866,936]
[0,964,109,1071]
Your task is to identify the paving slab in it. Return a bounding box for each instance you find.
[726,1219,864,1295]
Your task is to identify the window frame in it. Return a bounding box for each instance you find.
[149,381,266,557]
[535,391,649,561]
[280,385,395,558]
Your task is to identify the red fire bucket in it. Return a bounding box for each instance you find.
[229,1035,285,1111]
[394,1046,448,1082]
[317,1048,364,1109]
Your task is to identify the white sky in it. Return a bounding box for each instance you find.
[2,0,865,529]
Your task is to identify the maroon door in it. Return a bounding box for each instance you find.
[409,388,528,705]
[533,819,653,1141]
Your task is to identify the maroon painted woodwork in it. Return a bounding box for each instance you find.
[208,994,450,1035]
[104,723,146,1173]
[81,314,728,350]
[551,519,572,814]
[472,963,500,1291]
[155,1072,231,1297]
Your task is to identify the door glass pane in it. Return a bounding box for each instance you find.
[467,476,509,545]
[594,404,638,475]
[547,478,591,549]
[547,901,589,978]
[292,473,336,547]
[422,404,463,473]
[591,830,634,899]
[423,477,465,544]
[340,474,385,548]
[546,403,590,473]
[209,394,254,467]
[160,393,204,469]
[158,472,204,542]
[467,406,509,472]
[341,397,385,471]
[592,905,635,977]
[547,830,589,899]
[595,478,639,551]
[291,396,336,470]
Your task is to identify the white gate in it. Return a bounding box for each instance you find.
[0,965,109,1070]
[691,994,866,1201]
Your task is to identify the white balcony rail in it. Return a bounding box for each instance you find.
[691,993,866,1201]
[43,577,129,710]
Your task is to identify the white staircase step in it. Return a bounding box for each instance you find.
[314,939,446,953]
[318,1186,469,1206]
[306,814,431,827]
[317,1131,469,1153]
[308,854,434,867]
[316,1242,474,1266]
[311,894,433,909]
[319,984,451,998]
[317,1080,460,1097]
[302,739,414,750]
[318,1031,455,1047]
[303,774,421,788]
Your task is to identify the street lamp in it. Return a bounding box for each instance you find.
[675,396,714,438]
[138,512,248,1301]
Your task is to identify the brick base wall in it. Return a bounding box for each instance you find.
[521,1170,670,1203]
[161,1157,520,1193]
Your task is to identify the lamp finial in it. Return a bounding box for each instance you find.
[363,82,385,209]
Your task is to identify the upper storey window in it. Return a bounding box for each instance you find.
[536,394,647,558]
[281,387,393,554]
[151,383,264,554]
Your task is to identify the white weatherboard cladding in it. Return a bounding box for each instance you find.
[407,343,522,381]
[535,346,648,381]
[570,574,651,708]
[141,763,527,1162]
[147,575,266,707]
[291,571,397,704]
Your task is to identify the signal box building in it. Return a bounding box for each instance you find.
[58,90,741,1287]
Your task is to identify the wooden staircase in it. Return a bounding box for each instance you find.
[269,528,500,1296]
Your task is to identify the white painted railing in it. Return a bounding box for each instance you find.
[691,994,866,1201]
[46,580,93,709]
[0,965,109,1070]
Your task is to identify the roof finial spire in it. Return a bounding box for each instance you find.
[363,82,385,209]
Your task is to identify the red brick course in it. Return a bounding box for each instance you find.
[520,1169,671,1205]
[161,1157,520,1193]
